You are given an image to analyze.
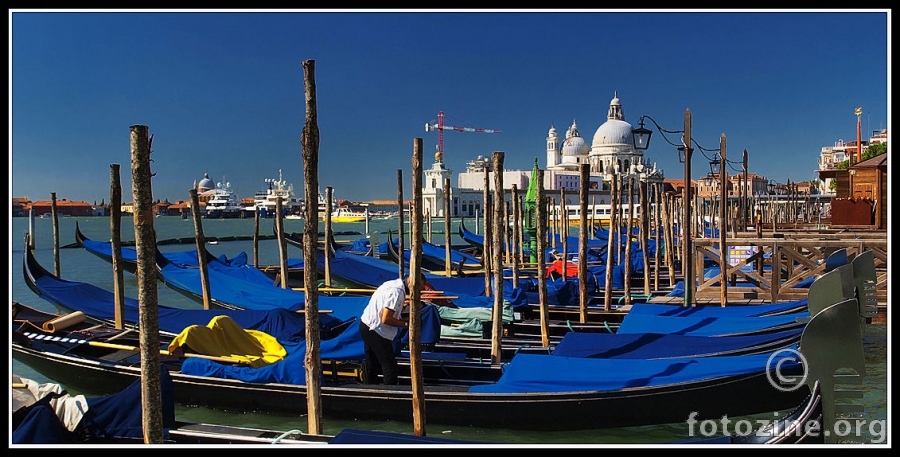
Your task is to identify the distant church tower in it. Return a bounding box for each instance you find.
[423,150,454,217]
[546,125,559,168]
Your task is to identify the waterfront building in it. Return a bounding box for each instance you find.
[817,128,887,194]
[26,199,95,217]
[422,93,665,218]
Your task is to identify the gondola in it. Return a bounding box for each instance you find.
[122,236,838,343]
[78,222,305,286]
[457,217,646,288]
[18,231,870,432]
[21,238,503,381]
[30,233,860,353]
[13,355,828,445]
[304,240,634,340]
[29,234,585,359]
[13,368,487,445]
[13,287,863,432]
[384,230,482,275]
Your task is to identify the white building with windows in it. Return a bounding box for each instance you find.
[817,128,887,194]
[421,93,665,218]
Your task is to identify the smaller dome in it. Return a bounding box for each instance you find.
[561,136,589,157]
[548,125,557,136]
[197,173,215,192]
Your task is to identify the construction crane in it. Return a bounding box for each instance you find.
[425,111,501,164]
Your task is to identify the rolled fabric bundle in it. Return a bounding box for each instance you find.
[42,311,86,333]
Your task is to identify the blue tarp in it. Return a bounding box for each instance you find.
[30,261,353,339]
[322,249,529,310]
[616,310,806,336]
[79,236,305,271]
[391,238,483,270]
[468,349,800,393]
[13,365,176,443]
[33,256,444,386]
[550,328,802,359]
[181,304,444,384]
[626,301,808,318]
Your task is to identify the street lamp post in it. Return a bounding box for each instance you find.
[767,180,778,234]
[716,135,727,307]
[632,109,694,307]
[682,110,693,307]
[742,149,748,232]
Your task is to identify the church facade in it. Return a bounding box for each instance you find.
[422,93,665,218]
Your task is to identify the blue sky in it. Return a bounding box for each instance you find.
[10,9,889,205]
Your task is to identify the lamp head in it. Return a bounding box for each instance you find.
[632,117,653,151]
[709,155,721,176]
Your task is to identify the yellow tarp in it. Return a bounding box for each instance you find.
[167,315,287,368]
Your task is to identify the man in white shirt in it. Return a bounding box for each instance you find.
[358,275,415,384]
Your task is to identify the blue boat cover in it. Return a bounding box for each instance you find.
[180,304,444,385]
[468,349,799,393]
[30,265,352,340]
[322,249,529,310]
[391,238,483,269]
[80,235,304,272]
[626,301,808,318]
[616,311,805,336]
[13,365,176,443]
[550,328,802,359]
[158,258,312,312]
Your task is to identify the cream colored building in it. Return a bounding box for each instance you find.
[422,93,664,218]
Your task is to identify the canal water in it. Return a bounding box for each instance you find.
[10,216,889,445]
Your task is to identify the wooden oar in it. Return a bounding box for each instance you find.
[21,332,248,365]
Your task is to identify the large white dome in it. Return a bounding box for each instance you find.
[591,119,634,149]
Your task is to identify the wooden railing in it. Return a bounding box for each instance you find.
[690,235,887,305]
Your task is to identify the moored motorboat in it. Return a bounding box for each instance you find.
[251,169,303,218]
[202,178,249,219]
[326,206,369,223]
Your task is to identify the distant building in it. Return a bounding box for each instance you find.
[11,197,30,217]
[422,93,664,218]
[29,199,94,217]
[696,173,775,199]
[817,128,887,193]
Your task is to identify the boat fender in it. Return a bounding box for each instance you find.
[42,311,86,333]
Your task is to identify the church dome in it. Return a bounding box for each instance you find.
[562,136,589,156]
[591,119,634,148]
[561,120,589,157]
[197,173,215,192]
[591,93,634,150]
